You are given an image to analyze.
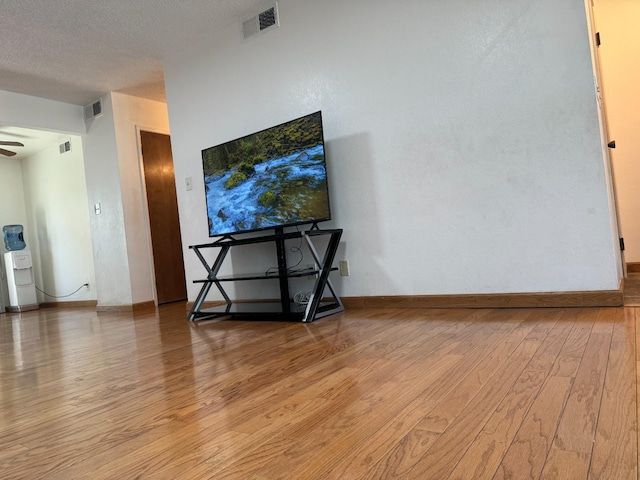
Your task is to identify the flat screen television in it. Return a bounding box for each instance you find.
[201,111,331,237]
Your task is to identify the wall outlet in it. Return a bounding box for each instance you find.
[85,281,90,291]
[339,260,350,276]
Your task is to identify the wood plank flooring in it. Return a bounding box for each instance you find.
[0,304,638,479]
[625,273,640,306]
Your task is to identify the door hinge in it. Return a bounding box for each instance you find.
[620,237,625,251]
[596,32,601,46]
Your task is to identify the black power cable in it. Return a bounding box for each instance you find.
[265,227,306,276]
[35,283,89,299]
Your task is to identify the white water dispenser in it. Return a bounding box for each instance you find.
[4,250,38,312]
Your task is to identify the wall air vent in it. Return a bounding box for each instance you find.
[259,7,277,30]
[84,98,103,121]
[243,2,279,41]
[59,140,72,154]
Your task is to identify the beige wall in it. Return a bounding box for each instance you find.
[593,0,640,263]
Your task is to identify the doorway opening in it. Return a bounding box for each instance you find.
[589,0,640,280]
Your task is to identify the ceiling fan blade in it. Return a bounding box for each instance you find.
[0,141,24,147]
[0,148,17,157]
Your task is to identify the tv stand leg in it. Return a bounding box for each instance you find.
[302,229,344,322]
[274,227,290,313]
[188,244,232,321]
[188,282,212,321]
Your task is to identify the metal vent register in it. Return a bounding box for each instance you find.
[84,98,103,121]
[243,3,279,40]
[259,7,277,30]
[59,140,71,154]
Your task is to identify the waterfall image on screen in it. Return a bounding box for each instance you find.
[201,111,331,237]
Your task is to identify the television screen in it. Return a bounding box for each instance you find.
[201,111,331,237]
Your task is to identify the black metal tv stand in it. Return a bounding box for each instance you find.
[187,226,344,322]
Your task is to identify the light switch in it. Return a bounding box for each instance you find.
[185,177,193,191]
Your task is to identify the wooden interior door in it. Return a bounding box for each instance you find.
[140,131,187,305]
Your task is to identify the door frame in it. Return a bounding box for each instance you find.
[584,0,626,279]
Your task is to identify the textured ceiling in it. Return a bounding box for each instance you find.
[0,0,265,105]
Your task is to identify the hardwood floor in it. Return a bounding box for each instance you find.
[0,304,637,479]
[625,273,640,306]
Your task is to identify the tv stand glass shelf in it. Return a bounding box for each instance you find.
[188,226,344,322]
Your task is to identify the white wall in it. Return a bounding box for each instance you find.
[0,158,29,239]
[0,90,88,308]
[0,157,29,307]
[111,92,171,304]
[593,0,640,263]
[82,94,134,306]
[0,89,86,258]
[83,92,171,307]
[21,138,97,303]
[164,0,620,300]
[0,90,85,133]
[0,89,133,308]
[0,89,170,309]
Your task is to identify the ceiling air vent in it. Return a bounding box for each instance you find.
[84,98,103,121]
[243,3,279,41]
[59,140,72,154]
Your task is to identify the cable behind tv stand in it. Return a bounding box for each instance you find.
[187,227,344,322]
